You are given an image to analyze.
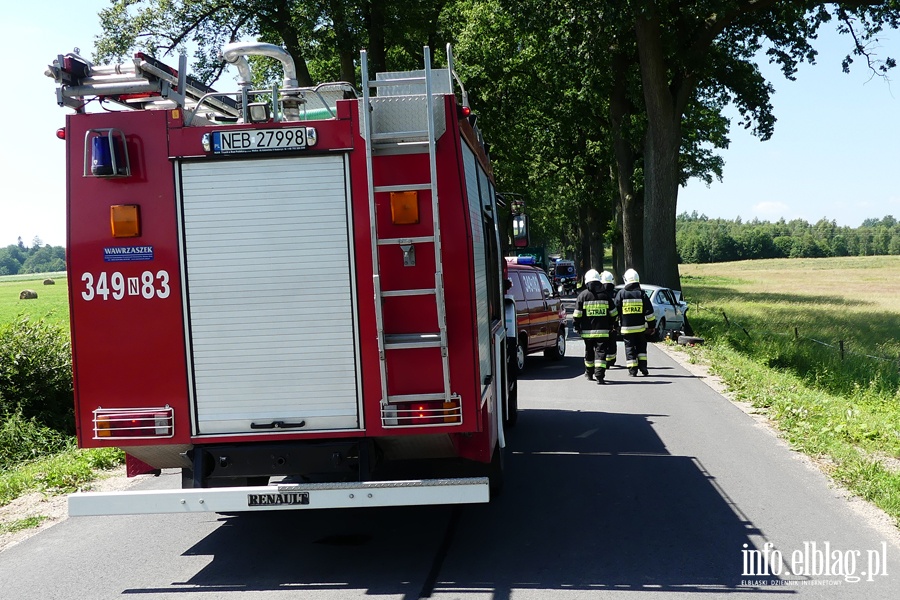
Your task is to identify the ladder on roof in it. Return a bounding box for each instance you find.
[360,46,460,425]
[49,52,241,117]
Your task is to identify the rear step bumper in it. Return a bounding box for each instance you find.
[68,477,489,516]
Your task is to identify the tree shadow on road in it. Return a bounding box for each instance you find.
[123,408,785,598]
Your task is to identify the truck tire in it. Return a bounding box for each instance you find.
[504,377,518,428]
[488,444,504,498]
[504,337,519,428]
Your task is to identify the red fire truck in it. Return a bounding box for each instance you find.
[46,42,519,515]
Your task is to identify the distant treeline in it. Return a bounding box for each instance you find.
[676,213,900,264]
[0,237,66,275]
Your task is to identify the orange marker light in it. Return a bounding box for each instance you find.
[390,191,419,225]
[110,204,141,238]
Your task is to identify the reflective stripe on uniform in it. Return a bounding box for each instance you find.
[581,329,610,338]
[620,324,646,334]
[584,360,595,368]
[620,298,643,314]
[584,301,608,317]
[573,309,584,318]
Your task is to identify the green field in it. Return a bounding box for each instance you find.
[0,272,69,328]
[681,255,900,357]
[679,256,900,525]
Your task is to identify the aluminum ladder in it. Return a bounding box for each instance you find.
[360,46,457,421]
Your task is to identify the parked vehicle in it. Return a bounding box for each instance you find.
[48,42,514,516]
[505,259,567,371]
[614,284,689,341]
[552,260,578,296]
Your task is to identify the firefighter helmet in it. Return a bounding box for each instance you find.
[600,271,615,284]
[584,269,601,284]
[623,268,640,284]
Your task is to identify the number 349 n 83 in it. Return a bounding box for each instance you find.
[81,270,171,301]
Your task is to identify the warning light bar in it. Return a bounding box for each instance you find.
[505,255,535,265]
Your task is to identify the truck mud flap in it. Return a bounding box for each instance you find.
[68,477,489,516]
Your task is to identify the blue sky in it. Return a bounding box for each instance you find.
[3,3,900,248]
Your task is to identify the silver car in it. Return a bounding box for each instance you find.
[614,284,689,341]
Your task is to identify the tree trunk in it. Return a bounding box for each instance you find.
[273,0,313,86]
[610,165,625,279]
[328,0,357,83]
[365,1,387,76]
[635,14,683,290]
[609,46,643,280]
[578,204,591,277]
[587,199,605,272]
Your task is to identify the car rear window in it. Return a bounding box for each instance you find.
[507,271,524,302]
[519,271,544,301]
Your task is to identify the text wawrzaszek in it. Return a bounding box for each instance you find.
[742,542,889,583]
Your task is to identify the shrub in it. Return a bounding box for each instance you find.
[0,317,74,434]
[0,412,71,470]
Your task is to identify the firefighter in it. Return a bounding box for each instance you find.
[615,268,656,376]
[572,269,618,384]
[598,271,619,368]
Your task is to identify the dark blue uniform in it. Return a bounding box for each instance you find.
[573,281,618,382]
[615,283,656,376]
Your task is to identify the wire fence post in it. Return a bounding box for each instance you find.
[839,340,844,361]
[794,327,799,341]
[721,311,729,327]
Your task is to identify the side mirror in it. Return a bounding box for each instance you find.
[512,214,529,248]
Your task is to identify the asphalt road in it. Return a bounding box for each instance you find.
[1,336,899,599]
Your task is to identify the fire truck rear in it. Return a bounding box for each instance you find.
[46,42,516,515]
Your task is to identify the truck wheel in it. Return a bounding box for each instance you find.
[488,444,504,498]
[544,329,566,360]
[504,376,518,428]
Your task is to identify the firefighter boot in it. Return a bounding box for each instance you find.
[640,366,650,376]
[628,368,638,377]
[595,368,606,384]
[584,369,595,381]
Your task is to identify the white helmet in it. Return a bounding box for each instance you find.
[623,268,640,284]
[584,269,601,284]
[599,271,615,284]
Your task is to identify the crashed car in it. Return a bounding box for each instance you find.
[613,284,689,341]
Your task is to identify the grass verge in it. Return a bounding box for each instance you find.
[674,317,900,526]
[0,446,124,508]
[0,516,49,535]
[679,257,900,526]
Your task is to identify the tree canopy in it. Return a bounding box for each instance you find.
[92,0,900,288]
